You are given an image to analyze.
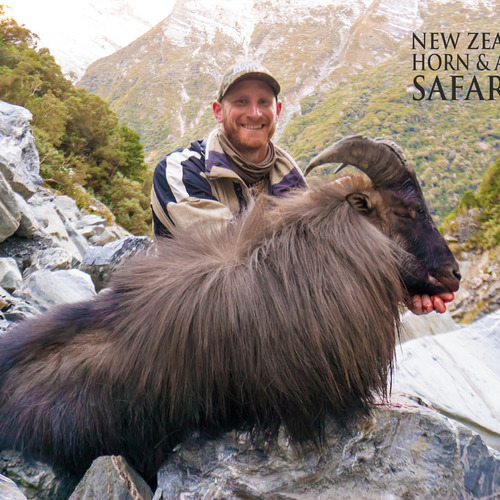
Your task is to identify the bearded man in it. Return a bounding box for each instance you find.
[151,61,453,315]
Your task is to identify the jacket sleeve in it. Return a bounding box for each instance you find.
[151,148,233,237]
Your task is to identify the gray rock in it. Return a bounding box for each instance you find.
[0,257,22,292]
[0,171,21,242]
[80,236,153,291]
[13,193,39,237]
[449,250,500,322]
[28,202,84,262]
[89,228,119,246]
[23,247,75,277]
[0,101,42,199]
[0,234,56,273]
[155,396,500,499]
[0,294,40,326]
[393,310,500,451]
[53,195,81,222]
[0,474,27,500]
[399,309,458,343]
[68,456,153,500]
[14,269,96,312]
[0,450,77,500]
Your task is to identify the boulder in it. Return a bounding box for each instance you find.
[393,310,500,451]
[52,195,81,223]
[75,214,108,239]
[14,269,96,312]
[448,249,500,323]
[28,199,84,262]
[0,257,22,293]
[0,450,77,500]
[0,234,57,274]
[0,285,40,328]
[0,101,42,199]
[68,456,153,500]
[0,171,20,242]
[13,193,39,237]
[399,309,458,342]
[155,395,500,499]
[0,474,27,500]
[23,247,75,277]
[80,236,153,291]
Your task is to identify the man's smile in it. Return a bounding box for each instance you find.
[241,124,265,129]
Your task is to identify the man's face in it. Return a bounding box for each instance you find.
[213,79,282,161]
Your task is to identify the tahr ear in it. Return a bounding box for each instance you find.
[346,193,373,213]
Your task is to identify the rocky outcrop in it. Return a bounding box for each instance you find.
[0,473,27,500]
[153,395,500,499]
[0,450,77,500]
[447,248,500,323]
[0,101,41,200]
[394,310,500,451]
[0,100,152,334]
[68,456,153,500]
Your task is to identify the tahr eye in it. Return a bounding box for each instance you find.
[392,210,412,219]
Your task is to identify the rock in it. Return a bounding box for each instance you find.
[449,249,500,323]
[68,456,153,500]
[399,309,458,342]
[0,474,27,500]
[446,208,482,245]
[12,193,38,237]
[23,247,75,277]
[80,236,153,291]
[0,170,21,242]
[0,285,40,328]
[28,199,84,262]
[89,228,119,246]
[52,195,81,222]
[0,234,57,274]
[155,395,500,499]
[14,269,96,312]
[75,214,107,238]
[0,101,42,199]
[0,450,77,500]
[0,257,23,293]
[393,310,500,451]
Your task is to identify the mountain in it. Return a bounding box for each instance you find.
[78,0,498,221]
[6,0,176,79]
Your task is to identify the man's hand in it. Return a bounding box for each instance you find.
[407,292,455,315]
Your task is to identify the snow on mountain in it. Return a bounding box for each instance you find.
[6,0,176,79]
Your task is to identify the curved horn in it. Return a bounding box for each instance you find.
[304,135,407,187]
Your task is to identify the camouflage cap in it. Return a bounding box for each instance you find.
[217,61,280,101]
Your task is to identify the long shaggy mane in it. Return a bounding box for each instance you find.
[0,178,404,481]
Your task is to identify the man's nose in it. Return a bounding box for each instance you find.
[247,102,262,119]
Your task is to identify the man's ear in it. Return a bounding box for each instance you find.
[346,193,373,213]
[276,100,282,119]
[213,101,223,123]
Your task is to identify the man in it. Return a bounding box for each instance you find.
[151,61,306,239]
[151,61,453,315]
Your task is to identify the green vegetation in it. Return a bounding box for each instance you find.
[0,6,151,235]
[442,154,500,250]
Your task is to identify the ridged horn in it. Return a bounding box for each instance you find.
[304,135,407,187]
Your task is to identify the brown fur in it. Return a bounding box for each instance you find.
[0,176,454,482]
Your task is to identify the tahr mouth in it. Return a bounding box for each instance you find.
[427,273,460,293]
